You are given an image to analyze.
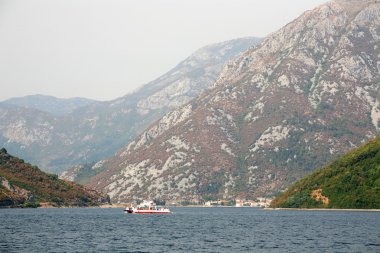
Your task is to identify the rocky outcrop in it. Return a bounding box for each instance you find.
[311,189,330,205]
[0,176,28,207]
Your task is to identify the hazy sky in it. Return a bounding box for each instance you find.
[0,0,328,102]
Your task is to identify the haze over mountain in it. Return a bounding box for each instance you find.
[1,95,98,116]
[0,37,261,173]
[84,0,380,203]
[0,0,327,102]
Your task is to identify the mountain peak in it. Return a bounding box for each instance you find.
[333,0,379,17]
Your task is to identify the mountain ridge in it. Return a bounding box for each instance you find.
[0,37,261,173]
[85,0,380,203]
[1,94,98,116]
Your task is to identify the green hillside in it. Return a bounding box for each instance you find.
[270,137,380,209]
[0,148,109,208]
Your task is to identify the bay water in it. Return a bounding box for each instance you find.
[1,207,379,252]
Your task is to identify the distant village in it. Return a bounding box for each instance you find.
[169,198,273,208]
[205,198,273,208]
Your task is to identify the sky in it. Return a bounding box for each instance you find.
[0,0,328,102]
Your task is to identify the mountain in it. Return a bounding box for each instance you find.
[1,95,98,116]
[60,162,101,185]
[0,37,261,173]
[0,148,109,207]
[85,0,380,203]
[124,37,262,111]
[270,136,380,209]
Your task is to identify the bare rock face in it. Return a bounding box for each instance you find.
[334,0,376,17]
[86,0,380,203]
[0,37,260,173]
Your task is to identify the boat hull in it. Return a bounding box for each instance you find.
[125,210,171,214]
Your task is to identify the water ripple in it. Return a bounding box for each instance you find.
[0,208,379,252]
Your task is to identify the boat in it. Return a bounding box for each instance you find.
[124,200,171,214]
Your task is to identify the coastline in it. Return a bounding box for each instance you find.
[4,204,380,211]
[265,207,380,212]
[38,203,126,208]
[98,203,126,208]
[1,203,128,209]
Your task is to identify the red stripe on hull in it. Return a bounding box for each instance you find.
[129,211,170,214]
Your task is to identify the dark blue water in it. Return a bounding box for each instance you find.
[0,207,379,252]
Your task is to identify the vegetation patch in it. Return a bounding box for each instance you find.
[271,136,380,209]
[0,148,109,208]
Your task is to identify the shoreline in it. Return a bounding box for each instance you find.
[265,207,380,212]
[4,204,380,211]
[40,203,127,209]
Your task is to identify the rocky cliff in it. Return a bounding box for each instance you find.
[86,0,380,203]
